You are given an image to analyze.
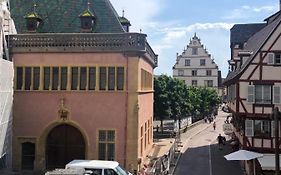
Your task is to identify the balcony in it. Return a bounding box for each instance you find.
[7,33,158,67]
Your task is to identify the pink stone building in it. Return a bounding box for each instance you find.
[9,0,157,173]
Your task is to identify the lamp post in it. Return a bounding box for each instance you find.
[272,107,280,175]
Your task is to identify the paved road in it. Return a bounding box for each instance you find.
[174,111,244,175]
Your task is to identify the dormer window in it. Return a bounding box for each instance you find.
[79,2,95,32]
[24,6,42,32]
[79,10,95,32]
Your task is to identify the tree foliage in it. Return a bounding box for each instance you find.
[154,75,220,128]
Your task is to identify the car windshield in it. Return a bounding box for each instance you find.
[115,165,129,175]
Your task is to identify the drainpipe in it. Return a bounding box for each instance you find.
[124,53,129,168]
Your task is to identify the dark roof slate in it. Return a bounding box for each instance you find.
[230,23,266,45]
[224,15,281,84]
[10,0,125,33]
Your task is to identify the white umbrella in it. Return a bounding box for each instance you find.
[224,150,263,175]
[224,150,263,160]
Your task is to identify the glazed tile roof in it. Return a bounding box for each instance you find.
[224,15,281,84]
[230,23,266,46]
[10,0,125,33]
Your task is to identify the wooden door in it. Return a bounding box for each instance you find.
[46,124,85,170]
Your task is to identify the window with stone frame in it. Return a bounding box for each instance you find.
[99,67,107,91]
[117,67,124,90]
[33,67,40,90]
[185,59,190,66]
[107,67,116,91]
[200,59,205,66]
[89,67,96,90]
[192,80,197,86]
[204,80,213,87]
[15,66,124,91]
[24,67,31,90]
[44,67,51,90]
[206,70,212,76]
[52,67,59,90]
[71,67,79,90]
[80,67,87,90]
[98,130,115,161]
[60,67,68,90]
[192,70,197,76]
[178,69,184,76]
[16,67,23,90]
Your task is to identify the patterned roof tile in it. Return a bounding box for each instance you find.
[10,0,125,33]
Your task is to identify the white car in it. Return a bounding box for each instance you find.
[65,160,132,175]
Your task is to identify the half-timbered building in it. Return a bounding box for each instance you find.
[224,9,281,172]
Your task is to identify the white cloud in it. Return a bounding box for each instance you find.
[224,5,277,19]
[155,22,234,49]
[110,0,167,32]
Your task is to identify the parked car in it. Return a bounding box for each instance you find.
[66,160,132,175]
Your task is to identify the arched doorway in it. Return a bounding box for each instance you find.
[46,124,85,170]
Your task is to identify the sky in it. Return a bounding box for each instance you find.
[110,0,279,78]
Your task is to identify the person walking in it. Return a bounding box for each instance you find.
[213,121,216,130]
[217,134,224,150]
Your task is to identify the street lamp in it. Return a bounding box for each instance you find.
[271,107,280,175]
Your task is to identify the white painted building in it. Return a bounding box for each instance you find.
[173,33,219,90]
[0,0,16,169]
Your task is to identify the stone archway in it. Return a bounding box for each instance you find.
[45,124,85,170]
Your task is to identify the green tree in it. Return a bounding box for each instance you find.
[154,75,220,131]
[154,75,170,133]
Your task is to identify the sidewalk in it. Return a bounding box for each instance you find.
[145,118,211,174]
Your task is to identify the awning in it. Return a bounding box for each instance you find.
[258,154,281,170]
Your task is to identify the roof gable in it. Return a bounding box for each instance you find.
[10,0,125,33]
[224,15,281,84]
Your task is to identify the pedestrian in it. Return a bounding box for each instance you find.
[213,121,216,130]
[217,134,224,150]
[204,117,207,123]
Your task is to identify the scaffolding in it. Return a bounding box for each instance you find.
[0,0,15,169]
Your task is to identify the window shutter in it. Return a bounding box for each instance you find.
[273,86,281,104]
[245,119,254,137]
[271,121,281,137]
[247,85,255,103]
[267,53,274,64]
